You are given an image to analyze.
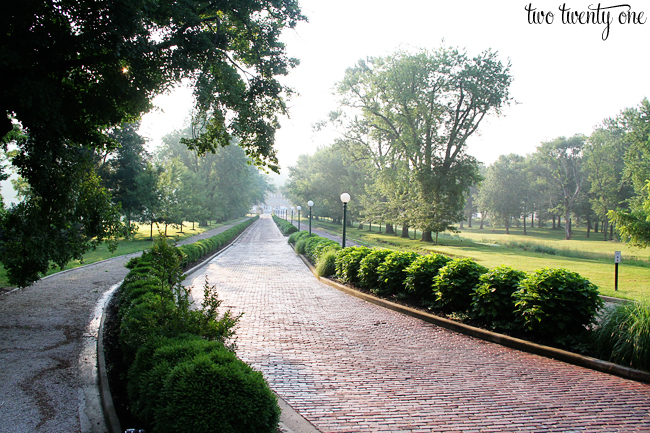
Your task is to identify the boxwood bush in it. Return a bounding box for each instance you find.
[288,230,313,245]
[374,251,419,297]
[303,236,340,263]
[335,246,373,287]
[358,249,393,290]
[432,258,488,312]
[513,268,603,339]
[116,217,279,431]
[403,253,452,305]
[272,214,298,235]
[471,266,527,330]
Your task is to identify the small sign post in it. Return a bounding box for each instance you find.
[614,251,621,291]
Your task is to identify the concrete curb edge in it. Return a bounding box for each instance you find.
[295,252,650,384]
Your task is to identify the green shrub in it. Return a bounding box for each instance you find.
[154,351,280,433]
[335,246,373,287]
[472,266,527,329]
[374,251,419,297]
[358,249,393,290]
[272,215,298,235]
[513,268,603,339]
[404,254,452,305]
[303,236,340,263]
[316,249,339,277]
[594,300,650,372]
[432,258,488,312]
[295,239,307,255]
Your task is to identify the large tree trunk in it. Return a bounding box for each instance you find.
[459,220,464,229]
[610,222,614,241]
[586,216,590,238]
[523,205,527,236]
[150,222,153,240]
[603,220,608,241]
[401,224,410,238]
[385,223,395,235]
[564,211,572,240]
[505,218,510,235]
[552,216,556,229]
[468,215,472,228]
[422,231,433,242]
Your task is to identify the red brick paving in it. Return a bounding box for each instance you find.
[185,216,650,432]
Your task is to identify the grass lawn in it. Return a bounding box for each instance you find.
[301,217,650,302]
[0,220,236,289]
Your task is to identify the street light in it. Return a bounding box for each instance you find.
[307,200,314,235]
[340,193,351,248]
[297,206,301,231]
[291,207,294,225]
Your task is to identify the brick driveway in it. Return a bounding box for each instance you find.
[185,216,650,432]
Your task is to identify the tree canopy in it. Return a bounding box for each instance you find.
[0,0,305,286]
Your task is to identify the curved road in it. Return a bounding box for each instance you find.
[184,215,650,433]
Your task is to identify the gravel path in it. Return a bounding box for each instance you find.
[185,215,650,433]
[0,219,248,433]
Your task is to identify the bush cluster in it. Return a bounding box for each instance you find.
[272,214,298,235]
[174,216,258,267]
[291,232,639,371]
[117,218,279,432]
[321,245,603,343]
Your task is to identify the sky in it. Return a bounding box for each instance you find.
[139,0,650,184]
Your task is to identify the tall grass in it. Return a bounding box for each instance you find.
[594,300,650,372]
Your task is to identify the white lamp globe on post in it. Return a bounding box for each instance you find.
[340,193,351,248]
[297,206,301,231]
[307,200,314,235]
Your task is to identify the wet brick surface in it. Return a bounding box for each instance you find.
[185,216,650,433]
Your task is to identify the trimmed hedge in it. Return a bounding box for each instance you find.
[374,251,419,298]
[513,268,603,339]
[472,266,527,330]
[288,230,314,245]
[116,216,279,432]
[404,254,452,305]
[432,258,489,312]
[335,246,373,287]
[272,215,298,235]
[358,249,393,290]
[303,236,341,264]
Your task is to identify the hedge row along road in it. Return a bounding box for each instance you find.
[0,218,250,433]
[184,214,650,432]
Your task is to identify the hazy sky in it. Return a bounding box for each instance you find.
[139,0,650,178]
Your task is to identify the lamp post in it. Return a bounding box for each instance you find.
[291,207,294,225]
[307,200,314,235]
[297,206,301,231]
[340,193,351,248]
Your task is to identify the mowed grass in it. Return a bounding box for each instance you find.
[0,220,235,289]
[301,217,650,302]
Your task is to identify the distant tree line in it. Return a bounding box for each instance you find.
[286,48,649,246]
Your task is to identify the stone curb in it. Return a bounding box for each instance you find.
[295,252,650,384]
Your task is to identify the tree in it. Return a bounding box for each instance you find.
[0,0,305,285]
[584,122,632,240]
[534,135,586,240]
[477,154,527,234]
[331,46,512,241]
[100,122,150,237]
[286,146,367,224]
